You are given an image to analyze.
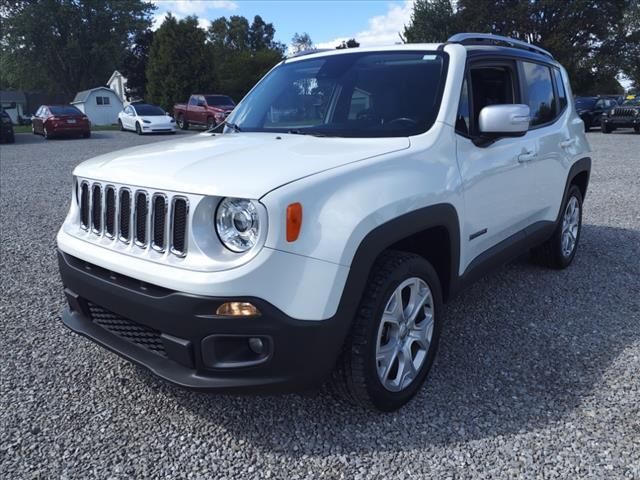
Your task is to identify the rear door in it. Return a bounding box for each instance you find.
[516,61,570,225]
[455,59,537,270]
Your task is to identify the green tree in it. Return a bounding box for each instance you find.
[403,0,457,43]
[121,29,154,101]
[146,14,215,110]
[291,32,314,53]
[207,15,284,101]
[0,0,154,95]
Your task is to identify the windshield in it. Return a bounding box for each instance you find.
[226,51,447,137]
[134,104,166,116]
[622,98,640,106]
[50,105,82,115]
[575,97,596,109]
[206,95,235,107]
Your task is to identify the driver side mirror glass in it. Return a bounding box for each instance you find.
[478,104,530,137]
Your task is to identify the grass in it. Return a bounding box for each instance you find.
[13,124,120,134]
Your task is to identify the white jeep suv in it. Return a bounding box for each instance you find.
[57,34,591,411]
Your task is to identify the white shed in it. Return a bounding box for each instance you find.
[71,87,123,125]
[0,90,27,124]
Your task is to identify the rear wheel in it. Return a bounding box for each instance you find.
[118,119,124,131]
[634,127,639,133]
[531,185,583,269]
[83,130,91,138]
[602,124,612,134]
[331,251,442,411]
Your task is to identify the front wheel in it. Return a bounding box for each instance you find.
[634,127,639,133]
[135,122,142,135]
[531,185,583,269]
[177,114,189,130]
[602,124,612,134]
[206,117,215,130]
[118,119,124,131]
[331,251,442,411]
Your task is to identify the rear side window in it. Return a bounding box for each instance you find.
[522,62,557,126]
[552,68,567,111]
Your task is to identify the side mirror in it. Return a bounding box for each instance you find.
[478,104,530,137]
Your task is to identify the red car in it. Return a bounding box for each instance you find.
[173,94,235,130]
[32,105,91,139]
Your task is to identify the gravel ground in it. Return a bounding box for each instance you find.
[1,130,639,479]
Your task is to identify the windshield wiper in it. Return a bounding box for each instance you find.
[209,120,242,133]
[287,129,327,137]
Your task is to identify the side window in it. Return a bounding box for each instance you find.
[96,96,103,105]
[348,88,372,120]
[552,68,567,111]
[103,96,110,105]
[595,99,605,109]
[125,106,133,115]
[468,64,517,134]
[522,62,557,126]
[455,77,470,135]
[189,96,197,106]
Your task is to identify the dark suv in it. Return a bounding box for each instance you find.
[575,96,618,131]
[0,110,15,143]
[602,98,640,133]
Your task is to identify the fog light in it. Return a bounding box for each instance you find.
[216,302,261,317]
[248,337,264,354]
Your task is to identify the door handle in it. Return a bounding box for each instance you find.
[560,138,575,148]
[517,151,537,163]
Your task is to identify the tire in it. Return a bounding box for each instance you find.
[118,119,124,131]
[6,132,15,144]
[43,127,50,139]
[634,127,639,133]
[135,122,142,135]
[207,117,215,130]
[602,124,612,134]
[331,250,443,411]
[531,185,583,269]
[583,117,591,132]
[83,131,91,139]
[177,114,189,130]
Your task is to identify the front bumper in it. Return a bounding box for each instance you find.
[602,116,640,128]
[58,250,350,392]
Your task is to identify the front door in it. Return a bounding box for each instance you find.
[455,61,537,272]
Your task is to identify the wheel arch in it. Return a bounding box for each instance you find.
[335,203,461,329]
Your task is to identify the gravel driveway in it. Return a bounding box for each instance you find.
[1,130,639,479]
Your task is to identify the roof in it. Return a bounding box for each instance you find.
[107,70,126,85]
[0,90,27,103]
[72,86,119,104]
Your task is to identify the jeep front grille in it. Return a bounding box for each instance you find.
[77,181,188,257]
[612,107,638,117]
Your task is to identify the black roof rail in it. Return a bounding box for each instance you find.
[447,33,554,59]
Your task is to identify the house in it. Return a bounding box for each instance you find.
[0,90,27,124]
[107,70,128,103]
[71,87,123,125]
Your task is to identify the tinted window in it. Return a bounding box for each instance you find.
[205,95,235,106]
[49,105,82,115]
[189,96,198,105]
[552,68,567,110]
[575,97,596,109]
[522,62,557,126]
[227,51,447,138]
[134,104,165,116]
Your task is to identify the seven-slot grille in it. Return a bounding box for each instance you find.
[612,107,638,117]
[78,181,188,257]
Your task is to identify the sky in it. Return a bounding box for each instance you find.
[149,0,415,49]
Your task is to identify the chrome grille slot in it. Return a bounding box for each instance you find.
[105,186,116,238]
[119,189,131,242]
[171,197,188,256]
[80,182,90,230]
[134,191,149,247]
[75,179,191,259]
[91,184,102,233]
[152,194,168,252]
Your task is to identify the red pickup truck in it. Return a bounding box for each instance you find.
[173,94,235,130]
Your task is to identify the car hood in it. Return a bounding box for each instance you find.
[74,132,410,198]
[138,115,173,123]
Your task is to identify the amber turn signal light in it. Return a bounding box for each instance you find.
[286,202,303,242]
[216,302,261,317]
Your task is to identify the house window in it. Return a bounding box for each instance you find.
[96,96,110,106]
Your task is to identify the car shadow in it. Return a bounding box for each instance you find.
[135,223,639,454]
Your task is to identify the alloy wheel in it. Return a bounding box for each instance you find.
[561,196,580,257]
[376,277,434,392]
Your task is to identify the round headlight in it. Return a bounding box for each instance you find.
[216,198,260,252]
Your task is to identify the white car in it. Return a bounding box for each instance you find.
[117,103,176,134]
[57,34,591,411]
